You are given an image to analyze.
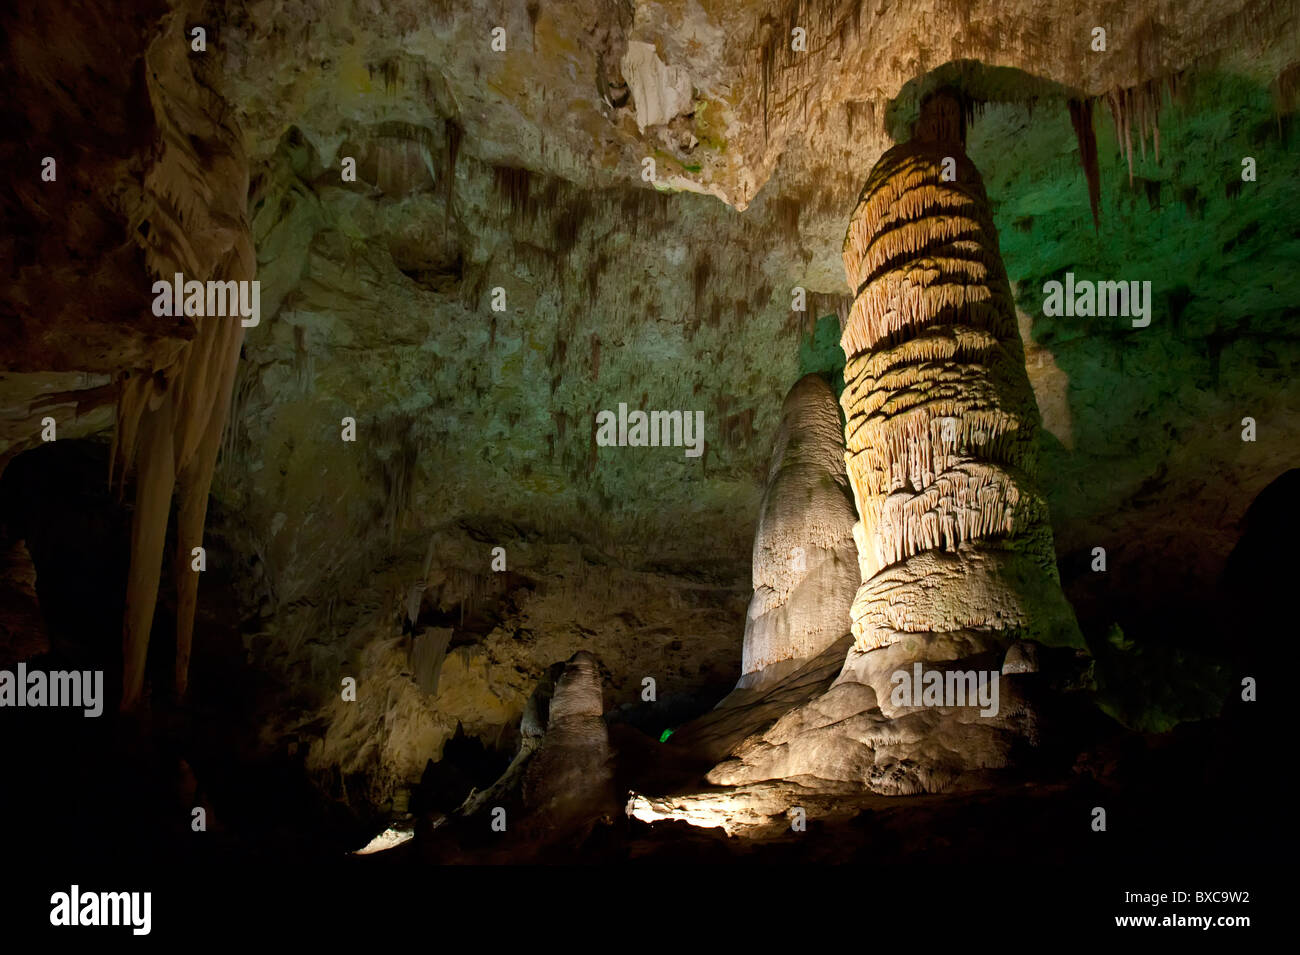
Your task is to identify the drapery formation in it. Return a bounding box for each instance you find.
[114,14,253,709]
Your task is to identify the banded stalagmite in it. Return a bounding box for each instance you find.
[839,88,1082,670]
[693,91,1085,796]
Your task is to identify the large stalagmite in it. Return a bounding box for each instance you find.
[739,374,858,688]
[698,91,1083,796]
[820,88,1083,786]
[838,89,1080,659]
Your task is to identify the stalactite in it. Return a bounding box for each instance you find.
[374,416,420,544]
[1105,76,1175,188]
[444,117,462,225]
[410,628,452,694]
[550,193,592,256]
[292,324,313,394]
[120,395,176,708]
[1137,87,1148,161]
[173,339,236,699]
[1122,88,1135,182]
[772,196,801,243]
[115,14,254,709]
[1273,63,1300,133]
[693,252,712,315]
[492,164,535,224]
[526,0,541,48]
[1068,98,1101,230]
[110,370,157,496]
[757,0,868,141]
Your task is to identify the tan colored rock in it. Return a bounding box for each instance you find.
[740,374,858,688]
[692,92,1080,796]
[838,90,1081,658]
[620,41,694,133]
[521,651,615,823]
[116,12,255,709]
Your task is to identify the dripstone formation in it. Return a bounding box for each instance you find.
[838,90,1080,661]
[833,89,1084,782]
[520,651,616,825]
[697,92,1084,796]
[739,374,858,689]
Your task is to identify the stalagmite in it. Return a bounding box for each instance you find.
[739,374,858,688]
[838,88,1080,657]
[697,90,1084,798]
[115,14,254,709]
[520,651,615,824]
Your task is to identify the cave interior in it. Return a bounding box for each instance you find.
[0,0,1295,889]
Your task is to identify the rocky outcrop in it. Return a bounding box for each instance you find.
[739,374,857,688]
[620,41,695,133]
[294,520,744,821]
[706,638,1039,795]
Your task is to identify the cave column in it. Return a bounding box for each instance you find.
[838,90,1081,670]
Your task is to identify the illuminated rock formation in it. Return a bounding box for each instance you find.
[739,374,858,688]
[838,90,1081,663]
[695,92,1084,796]
[1,0,1295,861]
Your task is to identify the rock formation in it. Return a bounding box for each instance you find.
[694,91,1086,796]
[520,651,616,825]
[739,374,858,689]
[114,14,254,709]
[838,90,1083,664]
[0,0,1295,868]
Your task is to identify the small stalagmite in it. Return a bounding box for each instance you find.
[520,651,616,824]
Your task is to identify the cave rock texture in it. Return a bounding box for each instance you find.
[1,0,1297,851]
